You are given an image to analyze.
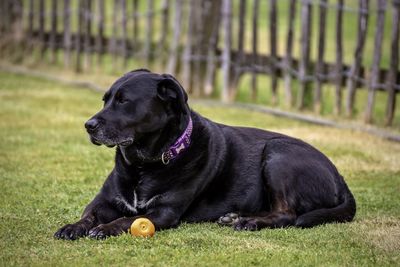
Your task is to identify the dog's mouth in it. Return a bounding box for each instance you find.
[118,138,134,147]
[89,136,133,148]
[90,136,102,146]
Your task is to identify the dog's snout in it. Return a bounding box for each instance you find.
[85,118,99,132]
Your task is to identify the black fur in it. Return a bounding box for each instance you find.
[54,70,356,240]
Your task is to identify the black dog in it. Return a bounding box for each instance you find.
[54,69,356,240]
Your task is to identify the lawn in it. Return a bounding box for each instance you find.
[0,71,399,267]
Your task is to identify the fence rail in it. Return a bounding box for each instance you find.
[0,0,399,126]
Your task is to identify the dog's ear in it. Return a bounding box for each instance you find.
[129,68,151,73]
[157,74,189,115]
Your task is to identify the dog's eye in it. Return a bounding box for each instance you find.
[115,92,127,104]
[117,98,126,104]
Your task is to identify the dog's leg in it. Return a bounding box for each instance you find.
[219,156,300,231]
[217,211,271,226]
[233,190,297,230]
[232,211,296,231]
[87,217,133,239]
[87,216,137,239]
[54,197,123,240]
[218,210,296,230]
[87,207,180,239]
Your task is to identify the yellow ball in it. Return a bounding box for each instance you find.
[130,218,155,237]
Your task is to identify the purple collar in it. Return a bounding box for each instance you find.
[161,117,193,165]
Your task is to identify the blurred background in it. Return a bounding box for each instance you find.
[0,0,399,129]
[1,2,400,265]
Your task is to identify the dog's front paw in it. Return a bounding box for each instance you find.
[54,223,89,240]
[217,212,241,226]
[88,224,125,239]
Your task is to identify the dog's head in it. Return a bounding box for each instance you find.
[84,69,189,148]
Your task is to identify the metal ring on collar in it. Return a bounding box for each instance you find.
[161,152,170,165]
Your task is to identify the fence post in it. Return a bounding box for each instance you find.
[226,0,246,97]
[284,0,296,108]
[39,0,46,60]
[0,0,7,34]
[192,1,204,97]
[334,0,344,115]
[345,0,369,117]
[269,0,278,105]
[192,0,222,97]
[121,0,128,67]
[27,0,35,53]
[365,0,386,123]
[110,0,118,70]
[132,0,139,51]
[314,0,328,113]
[385,0,400,126]
[64,0,71,68]
[166,0,182,74]
[158,0,170,66]
[297,0,313,109]
[0,1,22,42]
[204,1,222,96]
[6,0,23,62]
[144,0,154,67]
[251,0,260,101]
[50,0,58,63]
[96,0,105,66]
[182,0,195,92]
[221,0,232,102]
[76,0,83,72]
[83,0,92,71]
[11,0,23,42]
[4,0,12,34]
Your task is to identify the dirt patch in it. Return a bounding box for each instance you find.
[356,218,400,253]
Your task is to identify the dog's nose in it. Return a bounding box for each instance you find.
[85,119,99,132]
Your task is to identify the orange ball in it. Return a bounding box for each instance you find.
[130,218,155,237]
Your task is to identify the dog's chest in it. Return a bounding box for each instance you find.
[114,189,139,214]
[114,176,161,215]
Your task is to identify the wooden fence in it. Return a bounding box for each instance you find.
[0,0,399,125]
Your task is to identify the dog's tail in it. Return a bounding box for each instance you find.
[295,180,356,228]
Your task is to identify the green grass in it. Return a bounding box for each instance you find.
[1,72,400,267]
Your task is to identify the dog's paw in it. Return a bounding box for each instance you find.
[54,223,89,240]
[217,212,240,226]
[233,218,259,231]
[88,224,124,239]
